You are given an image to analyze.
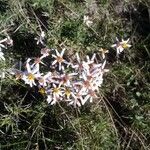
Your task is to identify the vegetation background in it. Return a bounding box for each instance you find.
[0,0,150,149]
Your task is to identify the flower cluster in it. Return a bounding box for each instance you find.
[11,33,131,107]
[11,47,109,107]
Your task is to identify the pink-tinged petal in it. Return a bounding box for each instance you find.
[119,46,124,52]
[76,53,80,62]
[26,63,31,73]
[55,49,60,56]
[52,60,57,65]
[0,43,6,49]
[116,37,119,41]
[61,65,65,71]
[61,48,66,56]
[51,100,56,105]
[104,69,109,72]
[122,38,129,43]
[44,72,51,78]
[127,44,132,47]
[86,55,90,61]
[40,55,48,60]
[47,96,52,103]
[102,53,105,59]
[91,53,96,61]
[111,44,117,47]
[58,63,61,70]
[102,60,106,69]
[32,64,40,74]
[29,82,33,87]
[76,100,81,107]
[52,54,57,58]
[82,72,87,81]
[82,95,89,105]
[33,80,36,86]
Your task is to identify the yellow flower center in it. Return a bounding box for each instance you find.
[65,88,71,97]
[56,56,64,63]
[122,43,128,49]
[38,88,46,95]
[53,88,60,93]
[28,73,35,80]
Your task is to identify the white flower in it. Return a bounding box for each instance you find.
[59,72,77,86]
[52,48,68,70]
[31,56,46,68]
[68,91,84,107]
[83,15,93,27]
[36,31,45,45]
[72,53,92,74]
[111,38,131,55]
[79,71,94,93]
[82,89,97,104]
[22,59,41,87]
[37,72,52,87]
[46,84,63,105]
[41,48,51,58]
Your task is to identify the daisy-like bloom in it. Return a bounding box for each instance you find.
[82,89,98,104]
[72,53,93,74]
[111,38,131,55]
[38,87,46,95]
[68,90,85,107]
[22,59,41,87]
[46,84,63,105]
[62,87,74,101]
[37,72,52,87]
[59,72,77,86]
[83,15,93,27]
[99,48,109,59]
[31,56,46,68]
[93,65,109,90]
[79,71,95,93]
[52,48,68,70]
[41,48,51,58]
[36,31,45,45]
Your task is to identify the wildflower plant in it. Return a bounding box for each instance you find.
[0,32,132,107]
[10,34,131,107]
[11,51,105,106]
